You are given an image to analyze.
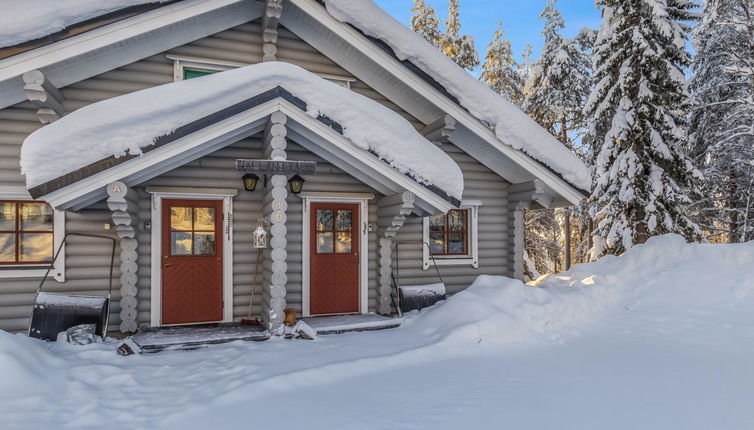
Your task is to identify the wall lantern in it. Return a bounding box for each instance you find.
[252,218,270,249]
[242,173,260,192]
[288,174,306,194]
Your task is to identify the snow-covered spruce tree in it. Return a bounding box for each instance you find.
[524,0,591,154]
[585,0,703,258]
[440,0,480,70]
[409,0,479,71]
[410,0,442,47]
[481,21,525,106]
[689,0,754,243]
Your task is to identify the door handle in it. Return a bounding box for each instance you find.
[164,263,174,267]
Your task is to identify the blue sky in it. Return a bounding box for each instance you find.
[373,0,602,60]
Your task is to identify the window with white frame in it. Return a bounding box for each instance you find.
[167,55,359,88]
[422,201,481,269]
[0,191,65,281]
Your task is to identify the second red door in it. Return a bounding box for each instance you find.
[310,203,360,315]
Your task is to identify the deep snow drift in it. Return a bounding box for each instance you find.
[20,62,463,199]
[1,235,753,429]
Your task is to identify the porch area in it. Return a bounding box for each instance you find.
[118,313,403,354]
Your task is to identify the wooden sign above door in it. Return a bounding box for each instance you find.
[235,159,316,175]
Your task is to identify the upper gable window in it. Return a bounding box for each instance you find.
[168,55,243,82]
[183,68,218,80]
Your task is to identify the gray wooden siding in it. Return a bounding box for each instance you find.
[393,144,513,295]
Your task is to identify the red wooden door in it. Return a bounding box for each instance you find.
[310,203,360,315]
[162,199,224,325]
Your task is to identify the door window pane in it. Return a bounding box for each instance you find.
[0,202,15,230]
[335,232,352,253]
[20,233,53,262]
[194,233,216,255]
[316,232,333,253]
[193,207,215,231]
[316,210,333,232]
[171,232,192,255]
[335,210,352,231]
[0,233,15,262]
[170,207,193,231]
[20,202,53,231]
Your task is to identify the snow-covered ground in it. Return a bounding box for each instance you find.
[2,235,753,429]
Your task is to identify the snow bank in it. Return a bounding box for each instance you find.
[324,0,591,191]
[406,235,754,345]
[0,0,171,48]
[21,62,463,199]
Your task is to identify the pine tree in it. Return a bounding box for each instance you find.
[440,0,480,70]
[410,0,442,47]
[481,21,525,106]
[689,0,754,243]
[523,0,591,154]
[409,0,479,71]
[585,0,703,258]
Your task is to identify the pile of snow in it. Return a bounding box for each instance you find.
[0,0,172,48]
[324,0,591,191]
[21,62,463,199]
[405,235,754,345]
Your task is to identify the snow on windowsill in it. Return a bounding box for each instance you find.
[20,62,463,200]
[324,0,591,191]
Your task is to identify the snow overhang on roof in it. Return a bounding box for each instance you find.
[0,0,180,56]
[21,62,463,212]
[306,0,591,203]
[0,0,264,110]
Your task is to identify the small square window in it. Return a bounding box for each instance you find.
[0,201,55,265]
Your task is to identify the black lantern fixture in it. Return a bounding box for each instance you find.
[288,174,306,194]
[242,173,260,192]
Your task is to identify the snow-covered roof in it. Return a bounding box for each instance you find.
[0,0,173,48]
[21,62,464,200]
[324,0,591,191]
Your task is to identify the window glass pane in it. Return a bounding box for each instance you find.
[429,215,445,231]
[335,210,352,231]
[20,202,53,231]
[448,210,466,232]
[0,233,15,262]
[183,68,217,80]
[0,202,15,231]
[448,233,466,254]
[316,210,333,232]
[429,232,445,254]
[171,232,192,255]
[193,207,215,231]
[194,233,216,255]
[316,232,333,253]
[20,233,53,262]
[335,232,352,253]
[170,207,192,231]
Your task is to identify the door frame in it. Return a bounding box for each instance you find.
[148,188,236,327]
[301,193,370,317]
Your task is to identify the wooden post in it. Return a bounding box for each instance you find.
[261,112,288,333]
[106,181,139,333]
[262,0,283,62]
[375,192,415,314]
[513,201,530,281]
